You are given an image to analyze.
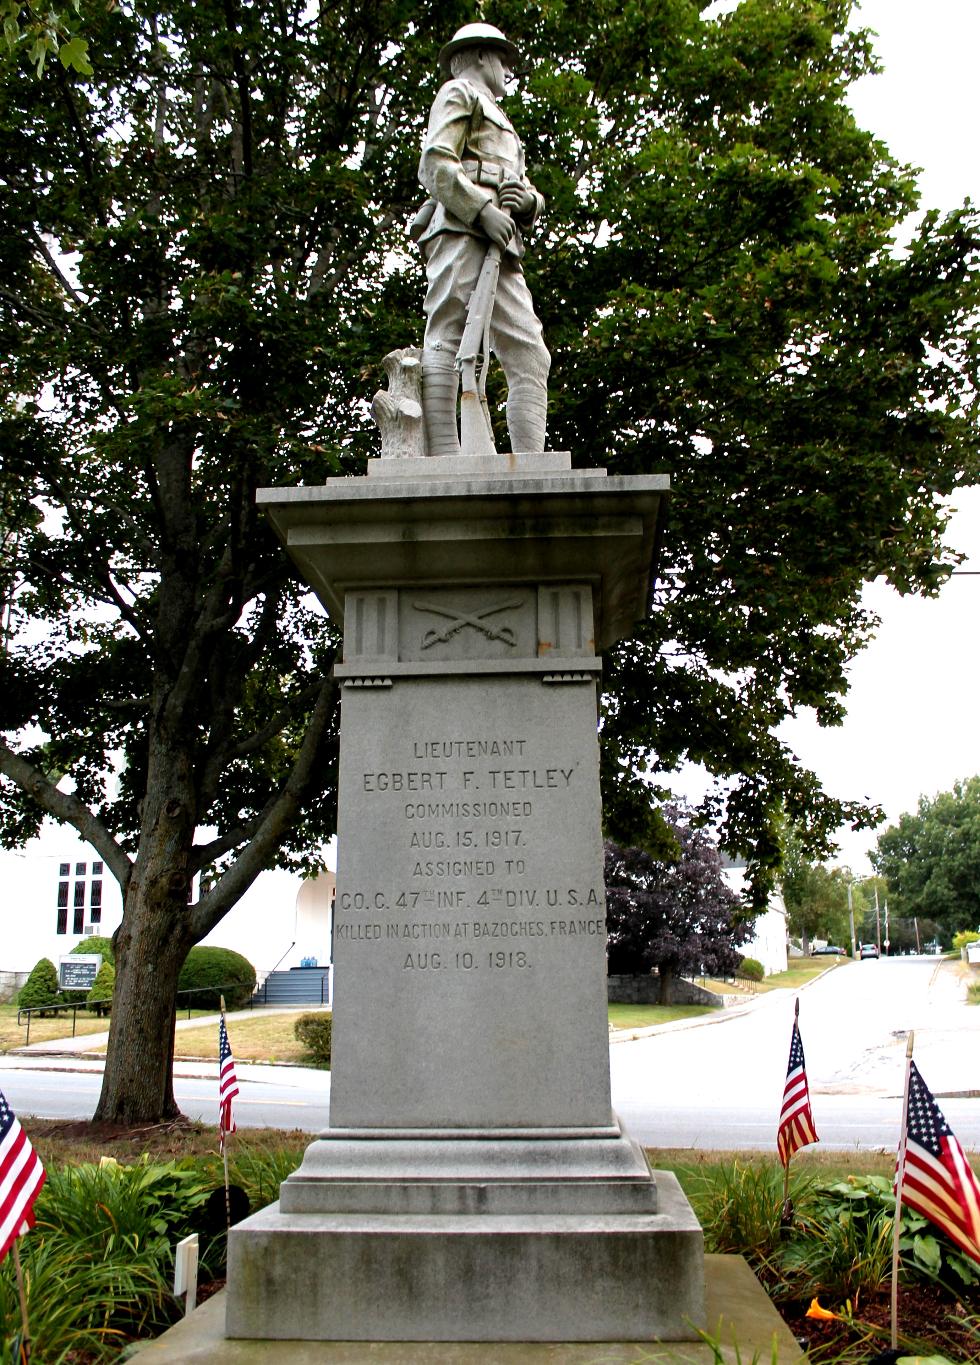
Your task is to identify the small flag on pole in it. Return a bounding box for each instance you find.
[777,1009,819,1167]
[898,1060,980,1265]
[218,1015,239,1153]
[0,1087,45,1264]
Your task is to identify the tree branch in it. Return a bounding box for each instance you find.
[0,741,132,892]
[189,676,338,937]
[30,230,88,310]
[189,816,260,874]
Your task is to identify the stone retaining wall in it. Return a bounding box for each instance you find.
[607,974,722,1008]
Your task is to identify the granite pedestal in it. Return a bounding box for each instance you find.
[226,453,697,1342]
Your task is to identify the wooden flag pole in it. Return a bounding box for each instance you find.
[220,996,232,1234]
[780,998,800,1222]
[891,1029,915,1350]
[12,1240,31,1361]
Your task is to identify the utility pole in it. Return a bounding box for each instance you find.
[883,900,890,956]
[847,881,857,958]
[875,883,881,954]
[914,916,921,953]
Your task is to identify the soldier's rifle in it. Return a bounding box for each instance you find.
[455,206,511,454]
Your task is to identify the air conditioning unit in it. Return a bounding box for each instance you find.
[84,926,98,936]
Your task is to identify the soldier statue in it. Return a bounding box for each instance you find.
[413,23,550,456]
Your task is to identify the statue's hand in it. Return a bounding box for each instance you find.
[498,181,535,217]
[477,202,515,249]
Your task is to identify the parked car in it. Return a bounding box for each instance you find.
[811,945,845,956]
[860,943,880,959]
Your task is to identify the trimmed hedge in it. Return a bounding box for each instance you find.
[737,956,765,982]
[87,962,115,1016]
[177,947,256,1010]
[18,958,63,1013]
[70,935,115,966]
[294,1013,332,1066]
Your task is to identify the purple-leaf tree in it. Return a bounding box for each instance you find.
[604,808,751,1003]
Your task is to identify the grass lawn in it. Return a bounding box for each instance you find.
[650,1145,899,1184]
[0,1003,114,1053]
[607,1003,713,1030]
[24,1117,312,1167]
[699,956,850,997]
[57,1005,719,1062]
[167,1011,320,1063]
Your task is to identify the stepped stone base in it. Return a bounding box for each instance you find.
[226,1140,703,1343]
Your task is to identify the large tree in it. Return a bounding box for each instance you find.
[780,823,852,952]
[1,0,978,1121]
[871,778,980,937]
[604,813,750,999]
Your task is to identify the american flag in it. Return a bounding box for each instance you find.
[218,1015,239,1153]
[777,1017,819,1166]
[899,1060,980,1265]
[0,1087,45,1264]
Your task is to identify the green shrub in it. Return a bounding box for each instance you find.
[294,1012,332,1065]
[70,934,115,966]
[87,961,115,1015]
[0,1231,171,1363]
[953,929,980,952]
[230,1144,304,1210]
[39,1157,211,1258]
[177,946,256,1009]
[690,1159,817,1265]
[18,958,63,1013]
[737,956,765,982]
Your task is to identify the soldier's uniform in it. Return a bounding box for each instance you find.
[416,31,550,456]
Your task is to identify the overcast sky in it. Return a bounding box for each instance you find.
[778,0,980,874]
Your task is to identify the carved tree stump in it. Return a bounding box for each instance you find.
[371,347,426,458]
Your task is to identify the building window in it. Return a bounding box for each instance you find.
[90,879,102,924]
[56,881,69,935]
[75,862,86,876]
[59,862,70,877]
[73,881,85,934]
[92,861,103,875]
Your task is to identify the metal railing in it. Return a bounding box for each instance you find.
[17,981,255,1045]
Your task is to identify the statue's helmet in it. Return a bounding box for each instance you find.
[438,23,520,74]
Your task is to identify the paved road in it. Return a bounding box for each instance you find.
[610,954,980,1149]
[2,955,977,1150]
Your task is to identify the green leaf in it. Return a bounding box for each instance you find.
[911,1233,942,1273]
[57,35,92,75]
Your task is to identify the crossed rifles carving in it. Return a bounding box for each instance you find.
[413,598,522,649]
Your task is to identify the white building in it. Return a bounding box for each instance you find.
[721,854,789,976]
[0,822,335,998]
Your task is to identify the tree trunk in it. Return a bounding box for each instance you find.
[95,891,190,1122]
[94,741,196,1124]
[658,966,675,1005]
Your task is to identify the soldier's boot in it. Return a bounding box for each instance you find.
[421,349,461,457]
[507,378,548,453]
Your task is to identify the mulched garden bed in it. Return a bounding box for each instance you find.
[779,1283,979,1361]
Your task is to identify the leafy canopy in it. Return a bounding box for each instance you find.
[872,777,980,936]
[0,0,978,913]
[780,822,852,948]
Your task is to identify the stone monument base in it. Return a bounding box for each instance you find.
[132,1256,803,1362]
[227,1162,704,1343]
